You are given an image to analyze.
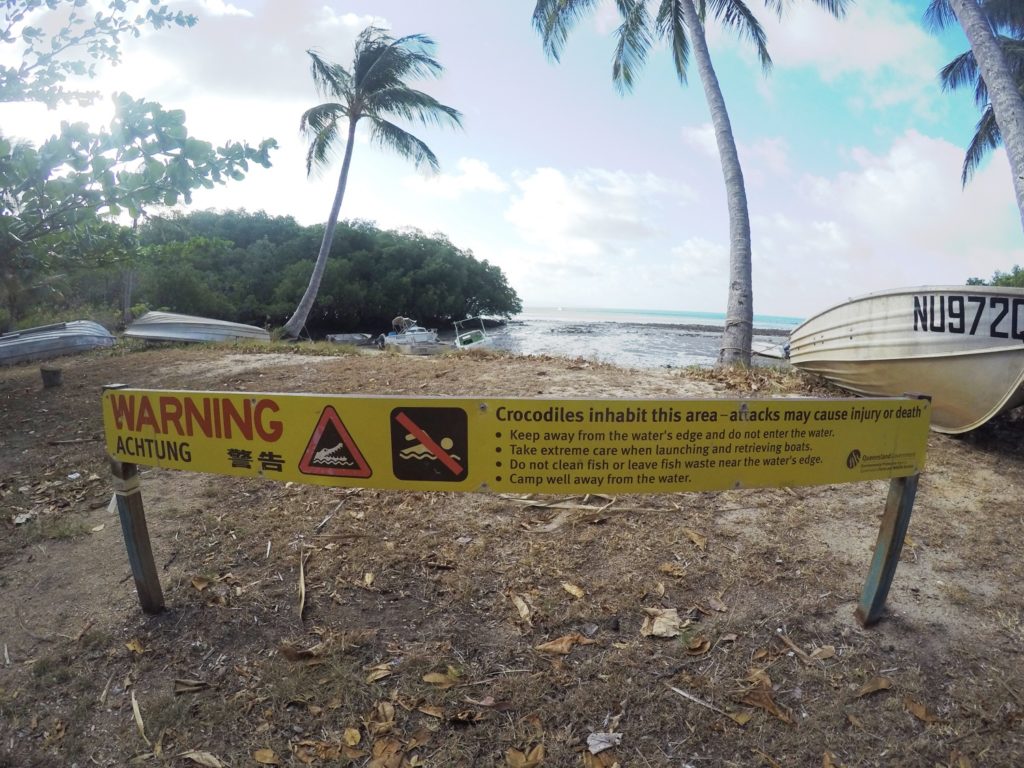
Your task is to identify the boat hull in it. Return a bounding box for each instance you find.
[0,321,115,366]
[125,312,270,343]
[789,286,1024,433]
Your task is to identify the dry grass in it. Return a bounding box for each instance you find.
[0,346,1022,767]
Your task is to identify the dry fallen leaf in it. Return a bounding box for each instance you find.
[708,595,727,612]
[506,743,545,768]
[365,663,393,684]
[253,748,281,765]
[904,696,943,723]
[363,571,375,587]
[561,582,585,599]
[534,632,596,655]
[173,679,209,695]
[823,751,846,768]
[812,645,836,660]
[191,576,210,592]
[686,634,712,655]
[658,562,686,578]
[856,677,893,698]
[343,728,361,747]
[125,638,144,655]
[509,592,533,625]
[131,691,149,746]
[739,687,793,725]
[89,523,105,533]
[418,705,444,718]
[729,711,754,726]
[178,751,226,768]
[682,527,707,550]
[422,666,461,689]
[640,607,683,638]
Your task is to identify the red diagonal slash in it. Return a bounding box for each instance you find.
[394,411,465,476]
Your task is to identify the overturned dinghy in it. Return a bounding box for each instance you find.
[125,312,270,343]
[789,286,1024,434]
[0,320,115,366]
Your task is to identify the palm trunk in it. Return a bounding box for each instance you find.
[948,0,1024,231]
[282,117,358,339]
[679,0,753,367]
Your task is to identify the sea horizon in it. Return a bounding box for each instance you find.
[514,305,804,331]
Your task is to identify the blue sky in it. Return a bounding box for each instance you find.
[2,0,1022,318]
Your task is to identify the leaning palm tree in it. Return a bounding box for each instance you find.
[533,0,849,366]
[282,27,462,338]
[926,0,1024,231]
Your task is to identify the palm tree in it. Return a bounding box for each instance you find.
[533,0,849,366]
[282,26,462,339]
[927,0,1024,231]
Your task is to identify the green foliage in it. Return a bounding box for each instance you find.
[0,0,277,324]
[967,264,1024,286]
[1,0,197,107]
[130,210,521,331]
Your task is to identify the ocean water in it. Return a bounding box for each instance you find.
[484,306,802,369]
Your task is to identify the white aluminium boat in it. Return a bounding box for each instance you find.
[376,322,448,355]
[789,286,1024,434]
[124,311,271,343]
[0,320,115,366]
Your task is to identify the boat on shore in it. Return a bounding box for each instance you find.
[0,320,115,366]
[453,317,494,350]
[124,312,271,343]
[376,321,449,355]
[788,285,1024,434]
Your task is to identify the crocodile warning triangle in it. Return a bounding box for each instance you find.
[299,406,372,478]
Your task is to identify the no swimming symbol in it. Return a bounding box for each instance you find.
[390,407,468,482]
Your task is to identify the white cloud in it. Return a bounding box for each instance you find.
[757,130,1024,312]
[749,0,947,113]
[682,124,718,158]
[505,167,690,253]
[402,158,507,199]
[198,0,252,18]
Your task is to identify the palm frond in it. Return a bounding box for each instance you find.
[923,0,954,32]
[612,0,653,93]
[984,0,1024,36]
[365,87,463,129]
[357,33,446,94]
[368,118,440,172]
[938,49,979,93]
[706,0,771,72]
[300,103,346,175]
[532,0,602,61]
[962,105,1001,186]
[804,0,852,19]
[306,49,351,100]
[655,0,690,84]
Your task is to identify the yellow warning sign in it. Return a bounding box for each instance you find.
[102,389,929,493]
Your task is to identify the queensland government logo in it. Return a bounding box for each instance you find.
[846,449,862,469]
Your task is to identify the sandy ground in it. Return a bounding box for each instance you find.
[1,344,1022,767]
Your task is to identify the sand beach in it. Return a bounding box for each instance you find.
[1,345,1022,766]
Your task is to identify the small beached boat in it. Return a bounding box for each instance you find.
[0,320,115,366]
[788,285,1024,434]
[453,317,494,350]
[326,332,373,345]
[124,312,270,343]
[376,321,449,355]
